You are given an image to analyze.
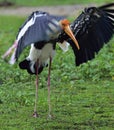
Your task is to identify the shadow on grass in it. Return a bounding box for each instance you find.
[0,0,15,7]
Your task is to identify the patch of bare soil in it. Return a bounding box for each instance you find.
[0,4,95,16]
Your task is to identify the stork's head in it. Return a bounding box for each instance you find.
[60,19,80,50]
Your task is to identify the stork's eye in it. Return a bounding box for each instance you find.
[62,23,66,26]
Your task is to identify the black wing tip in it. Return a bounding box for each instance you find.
[19,59,44,75]
[99,3,114,9]
[98,3,114,14]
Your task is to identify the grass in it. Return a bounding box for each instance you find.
[0,15,114,129]
[0,81,114,130]
[0,0,113,6]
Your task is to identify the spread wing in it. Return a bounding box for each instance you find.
[15,11,65,60]
[68,3,114,66]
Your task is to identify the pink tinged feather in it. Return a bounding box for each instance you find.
[2,40,18,64]
[9,48,17,64]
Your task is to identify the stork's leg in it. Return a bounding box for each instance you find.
[33,59,39,117]
[47,57,52,118]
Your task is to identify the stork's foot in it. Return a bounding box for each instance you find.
[32,111,39,118]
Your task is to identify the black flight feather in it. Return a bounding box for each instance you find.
[66,3,114,66]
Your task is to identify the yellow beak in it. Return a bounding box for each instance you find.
[64,25,80,50]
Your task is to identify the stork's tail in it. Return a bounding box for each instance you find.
[19,59,45,75]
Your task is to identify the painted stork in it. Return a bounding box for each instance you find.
[2,3,114,118]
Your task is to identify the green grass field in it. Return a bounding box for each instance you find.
[0,7,114,130]
[0,0,113,6]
